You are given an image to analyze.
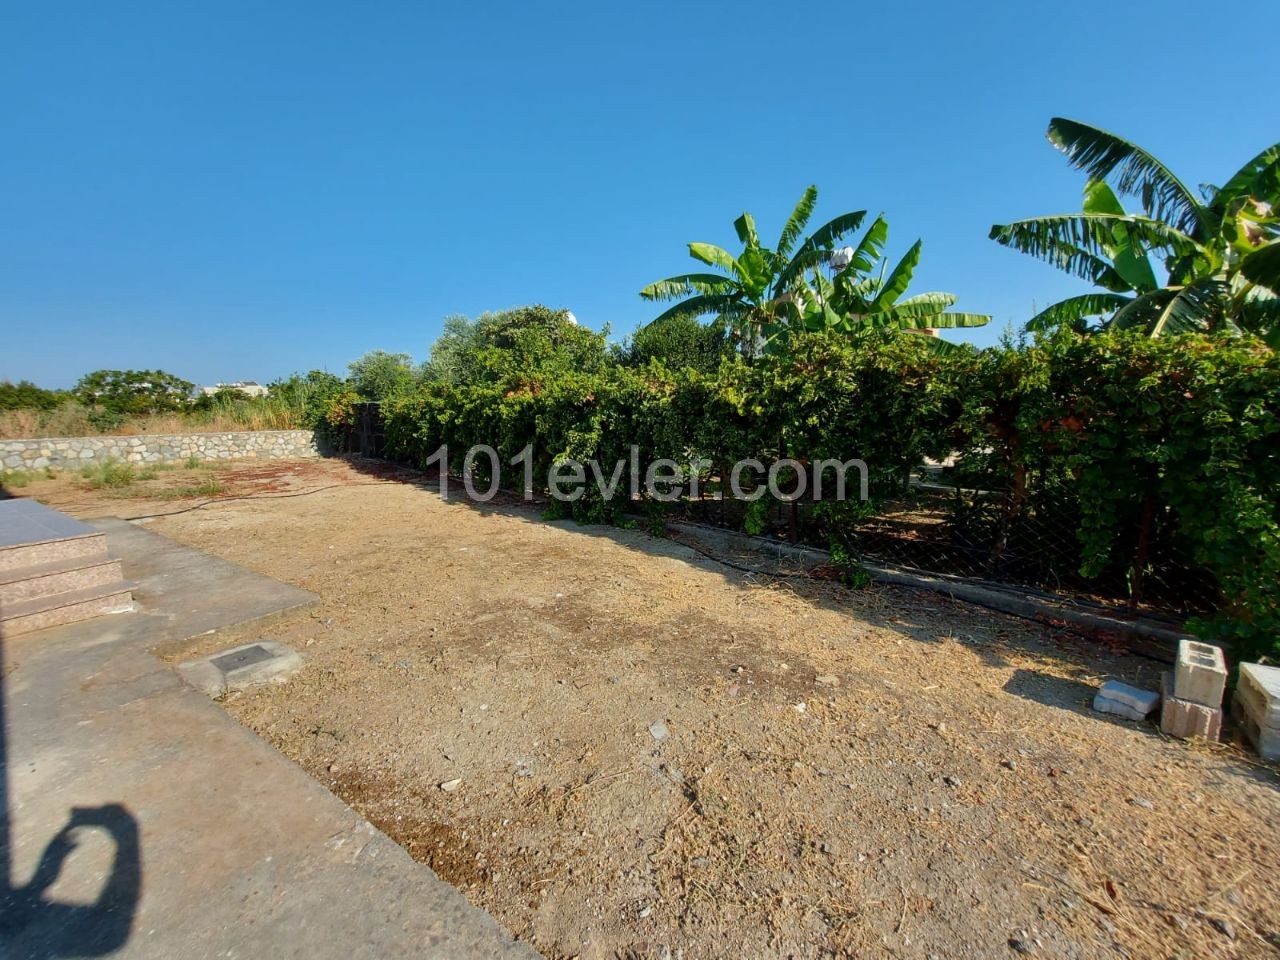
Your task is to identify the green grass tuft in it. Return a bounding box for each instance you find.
[80,458,137,488]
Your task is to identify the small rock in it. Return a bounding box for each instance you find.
[726,683,741,697]
[637,904,652,919]
[1008,938,1035,954]
[328,763,340,774]
[815,675,839,687]
[439,778,463,793]
[943,776,961,788]
[649,720,669,742]
[1210,917,1236,940]
[1002,759,1017,772]
[1130,797,1154,809]
[793,702,807,714]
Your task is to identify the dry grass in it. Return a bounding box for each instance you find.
[0,396,307,439]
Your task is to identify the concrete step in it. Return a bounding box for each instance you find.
[0,581,135,637]
[0,531,109,574]
[0,554,125,604]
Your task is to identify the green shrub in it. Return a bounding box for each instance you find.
[80,458,137,488]
[0,465,57,489]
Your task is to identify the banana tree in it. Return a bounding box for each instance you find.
[786,214,990,351]
[990,118,1280,344]
[642,186,988,356]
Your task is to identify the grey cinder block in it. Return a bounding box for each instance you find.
[1174,639,1227,708]
[1160,671,1222,741]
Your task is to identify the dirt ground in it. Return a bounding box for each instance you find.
[17,458,1280,959]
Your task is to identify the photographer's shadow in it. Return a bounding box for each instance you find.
[2,803,141,958]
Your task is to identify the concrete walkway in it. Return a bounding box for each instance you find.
[1,518,536,959]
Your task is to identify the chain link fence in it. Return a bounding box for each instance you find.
[671,463,1220,625]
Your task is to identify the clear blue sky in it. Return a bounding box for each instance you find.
[3,1,1277,388]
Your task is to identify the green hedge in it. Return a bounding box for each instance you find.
[381,329,1280,661]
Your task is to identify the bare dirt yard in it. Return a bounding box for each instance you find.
[18,458,1280,959]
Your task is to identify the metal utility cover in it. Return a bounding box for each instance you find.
[211,644,275,673]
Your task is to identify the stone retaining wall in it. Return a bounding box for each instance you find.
[0,430,321,471]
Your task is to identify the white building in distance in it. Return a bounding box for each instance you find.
[200,380,269,398]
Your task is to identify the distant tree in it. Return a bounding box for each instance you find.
[422,305,610,386]
[73,369,193,414]
[347,351,417,402]
[189,386,250,412]
[268,370,344,403]
[264,370,352,433]
[420,315,482,385]
[0,379,66,411]
[618,312,728,373]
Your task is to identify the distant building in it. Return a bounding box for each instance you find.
[200,380,269,398]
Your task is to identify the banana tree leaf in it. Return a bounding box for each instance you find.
[1027,293,1132,331]
[847,215,889,275]
[921,311,990,328]
[873,240,922,308]
[1148,278,1228,337]
[895,292,959,310]
[803,210,870,250]
[646,293,740,326]
[990,213,1203,271]
[737,246,771,295]
[688,242,744,276]
[1107,288,1177,332]
[1081,180,1158,292]
[776,186,818,259]
[778,211,868,288]
[1240,242,1280,293]
[1048,118,1206,238]
[1216,144,1280,210]
[639,274,736,301]
[989,222,1131,292]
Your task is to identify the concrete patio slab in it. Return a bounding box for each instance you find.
[1,517,536,959]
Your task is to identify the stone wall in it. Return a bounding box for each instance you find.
[0,430,321,471]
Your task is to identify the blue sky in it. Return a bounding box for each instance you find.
[3,1,1277,388]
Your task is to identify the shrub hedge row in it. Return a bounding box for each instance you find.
[377,330,1280,660]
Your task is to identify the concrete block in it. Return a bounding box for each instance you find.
[1092,679,1159,721]
[1160,671,1223,741]
[1232,697,1280,761]
[1236,662,1280,729]
[1174,639,1227,707]
[177,640,304,697]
